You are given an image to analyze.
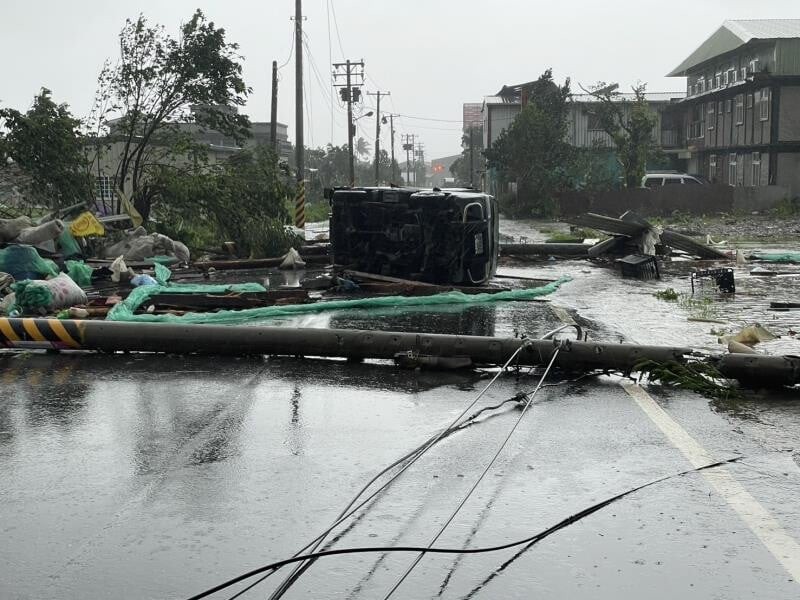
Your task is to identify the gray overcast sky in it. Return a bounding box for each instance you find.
[1,0,798,159]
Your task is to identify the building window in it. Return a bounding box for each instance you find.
[718,101,723,115]
[728,154,737,186]
[752,152,761,186]
[725,99,732,113]
[746,93,754,109]
[709,154,717,182]
[731,69,737,83]
[759,88,770,120]
[741,66,748,80]
[707,102,716,130]
[96,176,114,202]
[715,73,721,88]
[698,78,705,93]
[735,95,744,125]
[723,71,729,85]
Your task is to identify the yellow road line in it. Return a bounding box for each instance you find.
[622,382,800,584]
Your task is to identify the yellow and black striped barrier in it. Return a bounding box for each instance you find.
[0,317,83,350]
[294,179,306,229]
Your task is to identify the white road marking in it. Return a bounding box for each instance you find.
[622,382,800,583]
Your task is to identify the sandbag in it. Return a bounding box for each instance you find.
[172,241,190,264]
[14,273,88,313]
[0,216,33,242]
[15,219,65,245]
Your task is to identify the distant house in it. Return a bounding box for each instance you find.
[664,19,800,194]
[478,82,682,196]
[92,106,291,207]
[429,154,460,188]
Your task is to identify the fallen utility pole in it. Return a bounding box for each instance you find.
[2,319,796,386]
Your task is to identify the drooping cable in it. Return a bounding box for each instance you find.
[380,346,563,599]
[185,457,740,600]
[262,343,532,600]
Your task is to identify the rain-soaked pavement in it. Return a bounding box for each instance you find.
[2,220,800,599]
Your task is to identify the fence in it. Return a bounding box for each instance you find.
[557,184,791,217]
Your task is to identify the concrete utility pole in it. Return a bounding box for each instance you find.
[415,142,425,187]
[333,59,365,186]
[469,126,475,188]
[389,114,397,183]
[293,0,305,228]
[367,91,389,184]
[270,60,278,152]
[402,134,415,185]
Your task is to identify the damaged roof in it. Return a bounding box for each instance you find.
[668,19,800,77]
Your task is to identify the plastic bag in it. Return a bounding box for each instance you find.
[65,260,94,287]
[279,248,306,270]
[131,274,158,287]
[58,229,83,259]
[0,245,60,280]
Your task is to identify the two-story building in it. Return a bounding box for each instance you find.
[664,19,800,194]
[479,83,682,196]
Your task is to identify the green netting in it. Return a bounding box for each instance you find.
[66,260,94,287]
[154,263,171,286]
[12,280,53,313]
[146,255,180,266]
[106,277,570,325]
[751,252,800,264]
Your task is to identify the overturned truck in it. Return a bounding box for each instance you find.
[329,187,499,285]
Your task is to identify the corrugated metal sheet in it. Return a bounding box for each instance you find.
[776,38,800,76]
[668,19,800,77]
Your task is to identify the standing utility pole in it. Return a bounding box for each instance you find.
[367,91,389,184]
[293,0,305,228]
[270,60,278,152]
[402,134,415,186]
[469,127,475,188]
[333,60,365,186]
[389,114,397,183]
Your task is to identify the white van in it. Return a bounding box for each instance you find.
[642,173,703,187]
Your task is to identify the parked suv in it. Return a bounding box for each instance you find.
[642,172,704,187]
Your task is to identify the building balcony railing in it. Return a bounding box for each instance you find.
[660,129,685,148]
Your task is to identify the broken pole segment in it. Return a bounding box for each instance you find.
[0,319,796,386]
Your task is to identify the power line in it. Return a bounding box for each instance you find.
[381,348,563,598]
[186,458,740,600]
[329,0,346,59]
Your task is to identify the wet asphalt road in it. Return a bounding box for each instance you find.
[3,230,800,599]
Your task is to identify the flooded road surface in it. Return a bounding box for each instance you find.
[2,219,800,599]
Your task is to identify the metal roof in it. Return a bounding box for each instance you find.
[570,92,684,103]
[668,19,800,77]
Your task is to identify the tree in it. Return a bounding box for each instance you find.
[0,89,93,210]
[484,69,574,217]
[355,137,371,158]
[152,145,293,257]
[92,10,251,220]
[450,124,483,186]
[581,82,660,188]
